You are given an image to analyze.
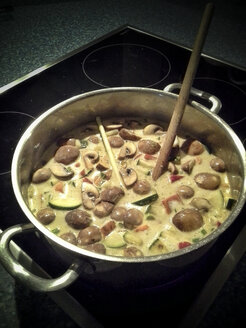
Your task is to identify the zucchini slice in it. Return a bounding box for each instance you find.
[123,231,143,246]
[104,232,126,248]
[209,190,224,209]
[213,190,237,210]
[149,238,167,255]
[137,159,155,169]
[132,193,158,206]
[49,198,82,210]
[225,197,237,210]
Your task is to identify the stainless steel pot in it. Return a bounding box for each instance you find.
[0,85,245,292]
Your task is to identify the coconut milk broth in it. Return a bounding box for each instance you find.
[28,117,231,257]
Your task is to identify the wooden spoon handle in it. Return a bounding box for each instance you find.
[152,2,214,181]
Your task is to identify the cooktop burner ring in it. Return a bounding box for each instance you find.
[82,43,171,88]
[0,111,35,175]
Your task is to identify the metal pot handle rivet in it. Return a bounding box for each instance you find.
[0,223,80,292]
[164,83,222,114]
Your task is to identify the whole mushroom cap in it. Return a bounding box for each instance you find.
[194,173,221,190]
[173,208,203,232]
[55,145,79,165]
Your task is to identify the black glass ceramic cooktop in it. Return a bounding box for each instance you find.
[0,25,245,328]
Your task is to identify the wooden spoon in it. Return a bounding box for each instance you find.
[152,2,214,181]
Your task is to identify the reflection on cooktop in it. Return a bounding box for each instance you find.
[82,43,171,87]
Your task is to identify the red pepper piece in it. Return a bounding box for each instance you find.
[80,169,86,177]
[101,220,116,236]
[169,174,184,183]
[216,221,221,227]
[54,181,64,193]
[178,241,191,249]
[135,224,149,232]
[162,194,182,214]
[144,154,157,160]
[82,177,93,184]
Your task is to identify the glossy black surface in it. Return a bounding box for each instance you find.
[0,26,245,327]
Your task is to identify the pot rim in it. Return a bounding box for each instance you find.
[11,86,246,263]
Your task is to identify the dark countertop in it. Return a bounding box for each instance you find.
[0,1,246,327]
[0,0,246,89]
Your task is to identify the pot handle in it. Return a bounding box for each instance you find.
[0,223,80,292]
[164,83,222,114]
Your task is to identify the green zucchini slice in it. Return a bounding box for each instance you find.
[149,238,167,254]
[49,198,82,210]
[104,232,126,248]
[132,193,158,206]
[123,231,143,246]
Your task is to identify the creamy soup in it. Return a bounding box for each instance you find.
[27,117,234,257]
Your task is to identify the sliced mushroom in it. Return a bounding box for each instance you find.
[50,163,74,179]
[143,124,163,135]
[118,142,137,160]
[104,122,124,130]
[83,150,99,169]
[106,129,119,137]
[119,128,141,141]
[181,159,195,174]
[120,168,138,187]
[107,123,123,130]
[190,197,211,212]
[168,162,178,174]
[96,156,110,171]
[93,201,114,218]
[82,183,99,209]
[32,167,51,183]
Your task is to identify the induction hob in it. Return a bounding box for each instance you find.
[0,25,245,328]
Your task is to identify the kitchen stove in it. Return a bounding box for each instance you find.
[0,26,245,327]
